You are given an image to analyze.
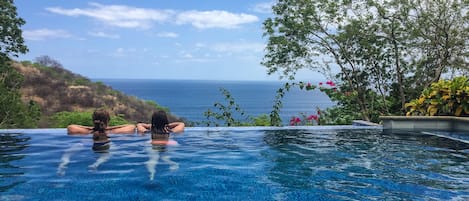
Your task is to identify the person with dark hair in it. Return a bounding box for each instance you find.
[67,109,135,151]
[137,110,184,180]
[67,109,136,135]
[136,110,185,145]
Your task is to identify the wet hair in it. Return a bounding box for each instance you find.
[151,110,170,134]
[92,109,110,134]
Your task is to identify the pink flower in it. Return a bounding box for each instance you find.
[319,82,323,85]
[295,117,301,123]
[307,115,318,121]
[326,81,335,87]
[305,82,314,90]
[290,116,301,125]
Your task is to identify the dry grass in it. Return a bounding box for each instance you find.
[14,61,179,127]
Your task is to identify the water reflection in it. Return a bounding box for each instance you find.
[145,144,179,181]
[57,139,113,175]
[262,129,339,189]
[261,129,469,200]
[57,143,85,176]
[0,133,30,192]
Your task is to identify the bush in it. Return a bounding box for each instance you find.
[50,111,131,128]
[405,76,469,117]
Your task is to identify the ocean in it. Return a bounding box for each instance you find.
[100,79,335,125]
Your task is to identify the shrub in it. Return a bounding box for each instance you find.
[405,76,469,117]
[50,111,131,128]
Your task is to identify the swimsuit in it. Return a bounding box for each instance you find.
[92,140,110,151]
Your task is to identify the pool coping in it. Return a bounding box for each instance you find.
[380,116,469,132]
[0,125,384,134]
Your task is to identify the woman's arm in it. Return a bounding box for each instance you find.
[167,122,185,133]
[107,124,136,134]
[136,123,151,133]
[67,124,93,135]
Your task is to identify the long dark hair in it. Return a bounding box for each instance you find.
[92,109,110,134]
[151,110,170,134]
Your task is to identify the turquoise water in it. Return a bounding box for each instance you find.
[1,127,468,201]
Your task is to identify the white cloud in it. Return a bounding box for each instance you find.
[45,3,258,30]
[88,31,120,39]
[251,2,274,14]
[23,29,72,41]
[182,53,193,58]
[46,3,174,29]
[176,10,258,29]
[157,32,178,38]
[195,43,206,48]
[212,42,265,53]
[110,47,138,57]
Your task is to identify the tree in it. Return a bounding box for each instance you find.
[0,0,39,128]
[35,55,63,68]
[0,0,28,58]
[262,0,468,123]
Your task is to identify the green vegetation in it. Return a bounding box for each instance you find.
[406,77,469,117]
[203,0,468,126]
[11,58,181,127]
[50,111,130,128]
[145,100,169,113]
[203,88,273,126]
[262,0,468,123]
[0,0,41,128]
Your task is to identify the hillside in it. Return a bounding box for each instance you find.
[12,61,181,127]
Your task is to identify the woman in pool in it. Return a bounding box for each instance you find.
[67,109,136,150]
[136,110,185,145]
[67,109,136,135]
[137,110,183,180]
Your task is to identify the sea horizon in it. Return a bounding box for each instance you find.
[98,79,335,125]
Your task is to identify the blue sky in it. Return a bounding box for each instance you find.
[15,0,323,81]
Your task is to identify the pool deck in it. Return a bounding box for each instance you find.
[380,116,469,132]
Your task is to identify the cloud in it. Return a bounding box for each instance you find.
[23,29,72,41]
[46,3,174,29]
[211,42,265,53]
[88,31,120,39]
[110,47,138,57]
[45,3,258,30]
[157,32,178,38]
[176,10,258,29]
[251,2,274,14]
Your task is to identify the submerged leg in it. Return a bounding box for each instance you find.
[145,146,160,181]
[57,143,84,176]
[161,155,179,171]
[88,152,111,171]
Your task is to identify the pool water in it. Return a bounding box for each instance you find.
[0,127,468,201]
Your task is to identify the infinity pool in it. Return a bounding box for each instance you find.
[0,127,468,201]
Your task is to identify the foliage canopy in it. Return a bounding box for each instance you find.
[262,0,468,123]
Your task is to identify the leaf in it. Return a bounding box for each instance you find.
[427,106,438,116]
[455,106,463,117]
[442,95,450,101]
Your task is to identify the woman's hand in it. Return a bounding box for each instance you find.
[167,122,185,133]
